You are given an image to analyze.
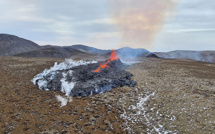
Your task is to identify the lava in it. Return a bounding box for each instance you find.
[93,50,118,72]
[93,62,109,72]
[109,50,118,62]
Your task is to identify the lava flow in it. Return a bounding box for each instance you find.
[93,50,118,72]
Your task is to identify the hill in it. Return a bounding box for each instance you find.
[0,34,40,56]
[65,44,111,55]
[21,45,155,59]
[16,46,93,59]
[116,47,151,58]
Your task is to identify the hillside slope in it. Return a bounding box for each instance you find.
[0,34,40,56]
[16,46,92,58]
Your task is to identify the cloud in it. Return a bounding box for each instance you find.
[164,0,215,30]
[152,0,215,51]
[0,0,118,49]
[0,0,215,51]
[153,30,215,52]
[164,29,215,33]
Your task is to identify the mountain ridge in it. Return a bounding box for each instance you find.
[1,34,215,63]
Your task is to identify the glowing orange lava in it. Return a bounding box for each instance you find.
[108,50,118,62]
[93,50,118,72]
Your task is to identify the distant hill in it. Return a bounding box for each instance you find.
[17,44,157,59]
[6,33,215,63]
[0,34,40,56]
[67,45,154,58]
[97,47,157,62]
[155,50,215,63]
[68,45,155,58]
[66,45,111,55]
[116,47,151,58]
[0,34,156,59]
[1,34,215,63]
[16,46,92,58]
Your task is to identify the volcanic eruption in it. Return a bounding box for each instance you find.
[93,50,118,72]
[32,50,136,97]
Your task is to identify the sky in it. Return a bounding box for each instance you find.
[0,0,215,52]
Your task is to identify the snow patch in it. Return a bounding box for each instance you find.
[55,95,73,108]
[121,91,177,134]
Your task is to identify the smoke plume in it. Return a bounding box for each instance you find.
[108,0,179,49]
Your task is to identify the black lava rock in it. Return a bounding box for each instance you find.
[38,59,136,97]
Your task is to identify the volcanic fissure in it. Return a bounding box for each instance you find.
[33,50,136,97]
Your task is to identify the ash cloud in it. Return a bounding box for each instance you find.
[108,0,179,49]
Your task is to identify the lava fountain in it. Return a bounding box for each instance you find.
[94,50,118,72]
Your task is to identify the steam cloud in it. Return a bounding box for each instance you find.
[108,0,179,49]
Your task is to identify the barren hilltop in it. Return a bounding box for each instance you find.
[0,34,40,56]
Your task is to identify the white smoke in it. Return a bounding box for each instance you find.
[60,71,75,96]
[108,0,180,49]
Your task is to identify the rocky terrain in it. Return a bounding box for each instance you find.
[0,34,40,56]
[0,56,214,133]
